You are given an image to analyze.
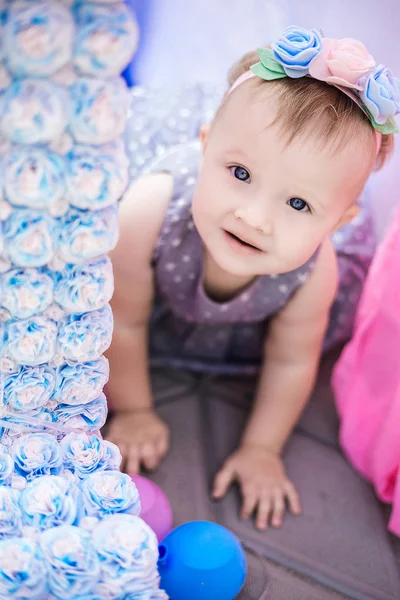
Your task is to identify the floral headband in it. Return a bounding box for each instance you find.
[229,26,400,137]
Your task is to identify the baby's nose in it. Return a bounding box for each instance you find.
[234,205,273,235]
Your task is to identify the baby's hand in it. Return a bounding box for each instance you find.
[212,443,301,530]
[105,409,170,475]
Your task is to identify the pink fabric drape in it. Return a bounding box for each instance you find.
[332,203,400,536]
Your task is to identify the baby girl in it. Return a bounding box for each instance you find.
[105,27,399,530]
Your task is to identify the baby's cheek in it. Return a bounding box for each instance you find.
[278,229,320,267]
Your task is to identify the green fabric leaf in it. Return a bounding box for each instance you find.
[250,61,287,82]
[361,108,399,135]
[371,116,399,135]
[257,47,286,75]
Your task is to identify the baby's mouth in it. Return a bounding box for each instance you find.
[225,230,262,252]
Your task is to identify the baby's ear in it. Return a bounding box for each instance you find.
[199,123,211,153]
[334,204,360,232]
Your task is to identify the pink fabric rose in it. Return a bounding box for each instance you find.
[309,37,375,90]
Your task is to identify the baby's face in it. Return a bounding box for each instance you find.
[192,83,373,278]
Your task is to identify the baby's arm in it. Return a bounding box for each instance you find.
[105,172,173,474]
[213,239,338,529]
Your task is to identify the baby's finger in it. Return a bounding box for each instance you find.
[212,465,234,499]
[141,442,160,472]
[241,485,258,520]
[156,433,169,460]
[118,442,128,473]
[285,481,302,515]
[255,493,272,531]
[271,489,285,528]
[126,445,140,475]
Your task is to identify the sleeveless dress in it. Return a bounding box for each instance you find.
[146,143,318,375]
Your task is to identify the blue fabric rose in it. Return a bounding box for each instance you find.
[79,471,141,519]
[0,487,22,538]
[40,525,100,599]
[19,475,78,530]
[271,25,323,78]
[0,538,47,599]
[11,433,62,480]
[360,65,400,125]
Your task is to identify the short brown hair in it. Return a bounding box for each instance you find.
[224,49,394,171]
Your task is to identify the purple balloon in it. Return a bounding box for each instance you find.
[130,474,173,542]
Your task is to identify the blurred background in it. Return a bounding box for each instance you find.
[125,0,400,237]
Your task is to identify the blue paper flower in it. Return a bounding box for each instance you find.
[271,25,323,78]
[73,2,138,78]
[1,267,54,318]
[3,147,66,209]
[0,79,68,144]
[20,475,78,530]
[54,357,109,406]
[40,525,100,599]
[0,538,47,599]
[92,514,159,588]
[54,393,108,431]
[11,433,62,480]
[66,144,128,210]
[131,592,170,600]
[4,1,74,77]
[3,209,57,267]
[57,205,119,264]
[61,432,121,479]
[0,3,7,61]
[0,449,13,484]
[0,487,22,538]
[360,65,400,125]
[79,471,141,519]
[69,77,129,145]
[5,316,57,366]
[57,305,113,362]
[4,365,56,412]
[54,257,114,314]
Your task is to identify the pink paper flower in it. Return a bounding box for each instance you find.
[309,38,375,90]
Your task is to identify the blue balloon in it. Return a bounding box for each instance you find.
[158,521,247,600]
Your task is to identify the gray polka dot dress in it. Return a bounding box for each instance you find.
[125,85,377,374]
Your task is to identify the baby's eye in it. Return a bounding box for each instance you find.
[230,166,251,182]
[288,197,310,212]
